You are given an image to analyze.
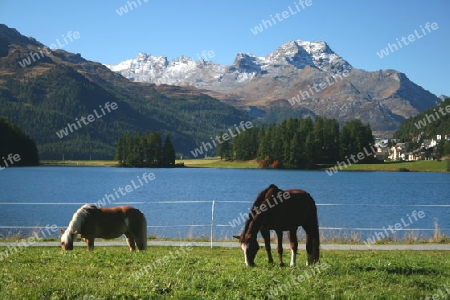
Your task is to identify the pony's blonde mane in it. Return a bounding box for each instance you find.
[66,204,97,234]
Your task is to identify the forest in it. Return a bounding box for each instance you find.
[0,117,39,166]
[217,117,375,169]
[114,132,176,167]
[111,117,375,169]
[0,65,249,159]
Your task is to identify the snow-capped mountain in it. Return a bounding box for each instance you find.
[106,40,352,90]
[106,39,440,136]
[106,53,225,87]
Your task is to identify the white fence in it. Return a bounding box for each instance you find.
[1,201,449,248]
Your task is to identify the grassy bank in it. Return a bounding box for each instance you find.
[40,160,117,167]
[180,158,449,172]
[341,159,449,172]
[0,246,449,299]
[40,158,449,172]
[177,158,258,169]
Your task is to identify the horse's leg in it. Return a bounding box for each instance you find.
[288,229,298,267]
[276,230,284,267]
[85,238,94,251]
[125,234,136,251]
[260,228,273,264]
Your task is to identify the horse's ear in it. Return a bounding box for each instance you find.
[60,229,65,235]
[233,235,240,240]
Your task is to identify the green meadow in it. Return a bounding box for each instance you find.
[0,245,449,299]
[342,159,449,173]
[40,158,449,172]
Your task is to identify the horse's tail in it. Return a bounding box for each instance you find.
[129,208,147,250]
[306,195,320,264]
[138,211,147,250]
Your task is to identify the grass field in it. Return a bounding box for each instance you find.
[1,245,449,299]
[40,158,449,172]
[342,160,449,173]
[177,158,258,169]
[40,160,117,167]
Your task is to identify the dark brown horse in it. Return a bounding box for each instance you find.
[60,204,147,251]
[234,184,320,267]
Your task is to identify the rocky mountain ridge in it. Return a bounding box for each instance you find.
[107,40,441,136]
[0,24,250,158]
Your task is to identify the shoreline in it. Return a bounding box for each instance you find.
[38,159,449,173]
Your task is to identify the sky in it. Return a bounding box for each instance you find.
[1,0,449,96]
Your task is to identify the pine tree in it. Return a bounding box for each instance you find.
[114,136,124,163]
[217,135,232,160]
[162,135,175,167]
[146,132,162,167]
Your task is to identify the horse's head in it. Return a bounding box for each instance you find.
[233,232,259,267]
[60,229,77,250]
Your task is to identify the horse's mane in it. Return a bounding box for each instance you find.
[239,184,280,237]
[252,184,279,208]
[66,204,98,233]
[246,184,280,223]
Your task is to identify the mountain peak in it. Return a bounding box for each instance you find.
[0,24,42,55]
[104,38,439,136]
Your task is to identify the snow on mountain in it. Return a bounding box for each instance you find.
[104,39,440,137]
[105,40,352,89]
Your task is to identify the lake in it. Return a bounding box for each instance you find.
[0,167,448,242]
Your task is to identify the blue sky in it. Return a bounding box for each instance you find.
[1,0,449,96]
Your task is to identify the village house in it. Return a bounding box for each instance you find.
[389,143,407,161]
[407,151,421,161]
[374,139,389,161]
[385,135,449,161]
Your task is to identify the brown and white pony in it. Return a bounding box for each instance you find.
[60,204,147,251]
[234,184,320,267]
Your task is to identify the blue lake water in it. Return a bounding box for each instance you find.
[0,166,448,241]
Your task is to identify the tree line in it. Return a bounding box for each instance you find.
[1,65,250,159]
[216,117,375,169]
[0,117,39,166]
[114,132,176,167]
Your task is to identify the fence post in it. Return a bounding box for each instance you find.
[210,200,215,249]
